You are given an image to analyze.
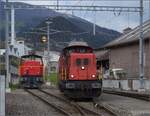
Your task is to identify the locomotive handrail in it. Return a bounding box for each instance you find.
[21,65,43,67]
[20,54,44,65]
[21,54,42,58]
[61,67,67,80]
[62,45,93,56]
[61,67,64,80]
[64,68,67,80]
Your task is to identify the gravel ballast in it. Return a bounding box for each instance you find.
[6,89,64,116]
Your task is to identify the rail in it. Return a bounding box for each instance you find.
[39,89,102,116]
[103,88,150,101]
[25,89,71,116]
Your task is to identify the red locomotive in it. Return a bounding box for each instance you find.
[19,54,44,88]
[58,42,102,98]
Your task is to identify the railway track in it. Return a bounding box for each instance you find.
[39,89,116,116]
[25,89,70,116]
[103,89,150,101]
[25,89,103,116]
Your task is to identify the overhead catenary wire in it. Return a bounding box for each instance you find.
[3,4,141,12]
[6,0,150,1]
[62,0,83,15]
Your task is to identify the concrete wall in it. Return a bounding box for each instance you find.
[103,79,150,91]
[103,80,129,90]
[109,40,150,79]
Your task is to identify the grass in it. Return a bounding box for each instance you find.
[10,83,19,91]
[45,73,58,85]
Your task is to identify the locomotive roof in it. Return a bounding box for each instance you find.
[63,45,93,51]
[21,54,42,58]
[68,41,88,46]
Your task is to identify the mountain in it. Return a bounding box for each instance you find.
[0,1,60,39]
[0,1,122,51]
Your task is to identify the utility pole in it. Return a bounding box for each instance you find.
[46,21,51,77]
[93,11,96,36]
[5,0,11,91]
[149,0,150,19]
[0,75,5,116]
[11,4,15,45]
[139,0,145,91]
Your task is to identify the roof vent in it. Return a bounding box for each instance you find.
[123,27,132,34]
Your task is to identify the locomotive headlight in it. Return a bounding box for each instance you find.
[70,75,74,78]
[92,74,96,78]
[81,66,85,70]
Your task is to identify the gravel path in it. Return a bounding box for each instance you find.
[6,89,64,116]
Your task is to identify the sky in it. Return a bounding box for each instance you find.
[6,0,150,32]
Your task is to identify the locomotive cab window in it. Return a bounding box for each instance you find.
[76,58,81,66]
[83,58,89,65]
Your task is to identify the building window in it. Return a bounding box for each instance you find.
[19,41,23,44]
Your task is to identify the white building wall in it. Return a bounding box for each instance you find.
[8,40,31,57]
[0,49,5,55]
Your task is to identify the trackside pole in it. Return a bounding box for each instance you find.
[5,0,11,92]
[0,75,5,116]
[139,0,145,91]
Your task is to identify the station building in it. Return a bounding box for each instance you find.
[96,19,150,79]
[95,19,150,90]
